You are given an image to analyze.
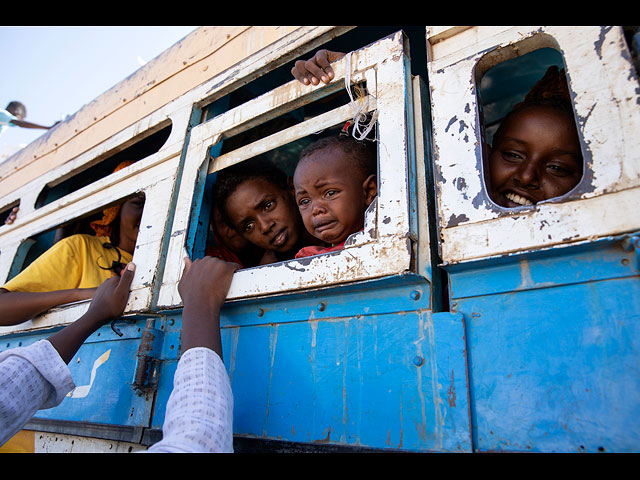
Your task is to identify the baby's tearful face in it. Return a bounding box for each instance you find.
[488,105,583,208]
[294,148,377,245]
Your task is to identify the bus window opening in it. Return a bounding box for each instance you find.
[198,59,380,269]
[35,123,169,209]
[0,191,145,327]
[206,124,379,269]
[479,48,584,209]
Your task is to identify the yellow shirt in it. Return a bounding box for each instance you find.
[2,234,133,292]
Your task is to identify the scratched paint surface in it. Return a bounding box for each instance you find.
[11,318,156,427]
[449,239,640,452]
[205,277,472,452]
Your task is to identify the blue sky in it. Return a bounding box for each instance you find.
[0,26,197,161]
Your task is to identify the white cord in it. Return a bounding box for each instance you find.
[344,52,378,142]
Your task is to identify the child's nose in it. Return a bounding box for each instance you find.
[514,160,540,188]
[311,200,327,215]
[257,216,275,233]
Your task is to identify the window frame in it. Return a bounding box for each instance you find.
[427,26,640,265]
[157,31,416,305]
[0,106,189,334]
[0,26,361,333]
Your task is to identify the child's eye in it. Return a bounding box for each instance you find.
[502,151,523,162]
[298,198,310,207]
[325,189,338,197]
[263,200,274,211]
[547,163,574,176]
[243,222,255,233]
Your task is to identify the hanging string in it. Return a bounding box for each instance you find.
[344,52,378,142]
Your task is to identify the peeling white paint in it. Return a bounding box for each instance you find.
[427,26,640,264]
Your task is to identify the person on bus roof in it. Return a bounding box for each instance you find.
[0,161,145,326]
[214,157,323,265]
[293,135,377,259]
[0,101,59,137]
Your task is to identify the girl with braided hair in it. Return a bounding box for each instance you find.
[486,66,584,208]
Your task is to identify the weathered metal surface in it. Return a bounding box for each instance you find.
[447,237,640,452]
[427,26,640,264]
[132,319,165,393]
[0,317,156,429]
[2,25,637,454]
[216,276,470,452]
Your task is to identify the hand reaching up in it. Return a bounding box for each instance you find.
[291,49,346,86]
[178,256,240,311]
[85,262,136,325]
[49,263,136,364]
[178,256,240,356]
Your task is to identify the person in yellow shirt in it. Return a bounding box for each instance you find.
[0,162,145,326]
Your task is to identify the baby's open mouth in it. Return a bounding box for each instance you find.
[313,219,337,233]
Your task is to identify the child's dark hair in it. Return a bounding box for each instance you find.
[214,157,289,225]
[493,66,579,152]
[504,66,574,122]
[299,135,377,178]
[6,101,26,118]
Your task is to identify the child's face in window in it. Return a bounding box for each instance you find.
[488,105,583,208]
[224,178,301,253]
[212,206,250,253]
[293,147,377,245]
[118,194,145,250]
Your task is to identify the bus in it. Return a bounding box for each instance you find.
[0,25,638,453]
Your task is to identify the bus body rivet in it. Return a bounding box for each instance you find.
[413,355,424,367]
[410,291,421,300]
[316,302,326,312]
[257,308,264,317]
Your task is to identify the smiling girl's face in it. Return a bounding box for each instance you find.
[488,105,583,208]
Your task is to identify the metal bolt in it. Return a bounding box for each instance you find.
[410,291,421,300]
[257,308,264,317]
[413,355,424,367]
[316,302,326,312]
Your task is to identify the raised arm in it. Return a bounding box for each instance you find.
[48,263,135,363]
[0,266,135,446]
[177,256,240,357]
[10,119,59,130]
[0,287,97,327]
[145,256,239,453]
